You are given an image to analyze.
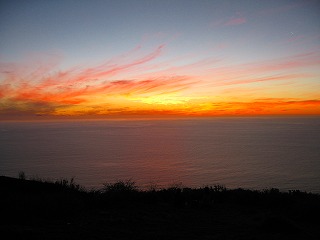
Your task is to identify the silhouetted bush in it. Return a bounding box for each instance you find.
[18,171,26,180]
[102,179,138,193]
[1,175,320,240]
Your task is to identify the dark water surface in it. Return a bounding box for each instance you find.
[1,117,319,192]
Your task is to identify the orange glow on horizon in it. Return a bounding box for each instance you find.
[1,45,320,120]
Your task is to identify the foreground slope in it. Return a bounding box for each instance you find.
[1,176,319,240]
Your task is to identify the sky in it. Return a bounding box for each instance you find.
[1,0,320,119]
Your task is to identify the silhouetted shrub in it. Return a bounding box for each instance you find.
[102,179,138,193]
[54,177,84,192]
[18,171,26,180]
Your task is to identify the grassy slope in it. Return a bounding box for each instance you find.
[1,176,320,240]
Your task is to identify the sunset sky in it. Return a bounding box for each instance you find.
[1,0,320,119]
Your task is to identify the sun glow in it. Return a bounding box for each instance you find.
[128,94,192,105]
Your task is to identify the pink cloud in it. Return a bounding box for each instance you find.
[215,74,311,87]
[224,17,246,26]
[214,52,319,76]
[241,52,320,73]
[199,52,320,89]
[210,13,247,28]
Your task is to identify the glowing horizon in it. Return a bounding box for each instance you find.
[1,1,320,120]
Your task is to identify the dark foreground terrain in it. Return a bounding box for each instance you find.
[1,176,320,240]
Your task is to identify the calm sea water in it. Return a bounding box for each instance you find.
[1,117,320,193]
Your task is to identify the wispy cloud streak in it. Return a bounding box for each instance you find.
[201,52,320,88]
[0,45,199,115]
[1,44,319,118]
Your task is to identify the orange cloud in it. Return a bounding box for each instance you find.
[204,99,320,116]
[1,44,319,119]
[0,45,201,117]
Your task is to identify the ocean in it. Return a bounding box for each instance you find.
[1,117,320,193]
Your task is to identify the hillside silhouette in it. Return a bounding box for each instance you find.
[1,176,320,240]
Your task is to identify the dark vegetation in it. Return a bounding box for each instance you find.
[1,175,320,240]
